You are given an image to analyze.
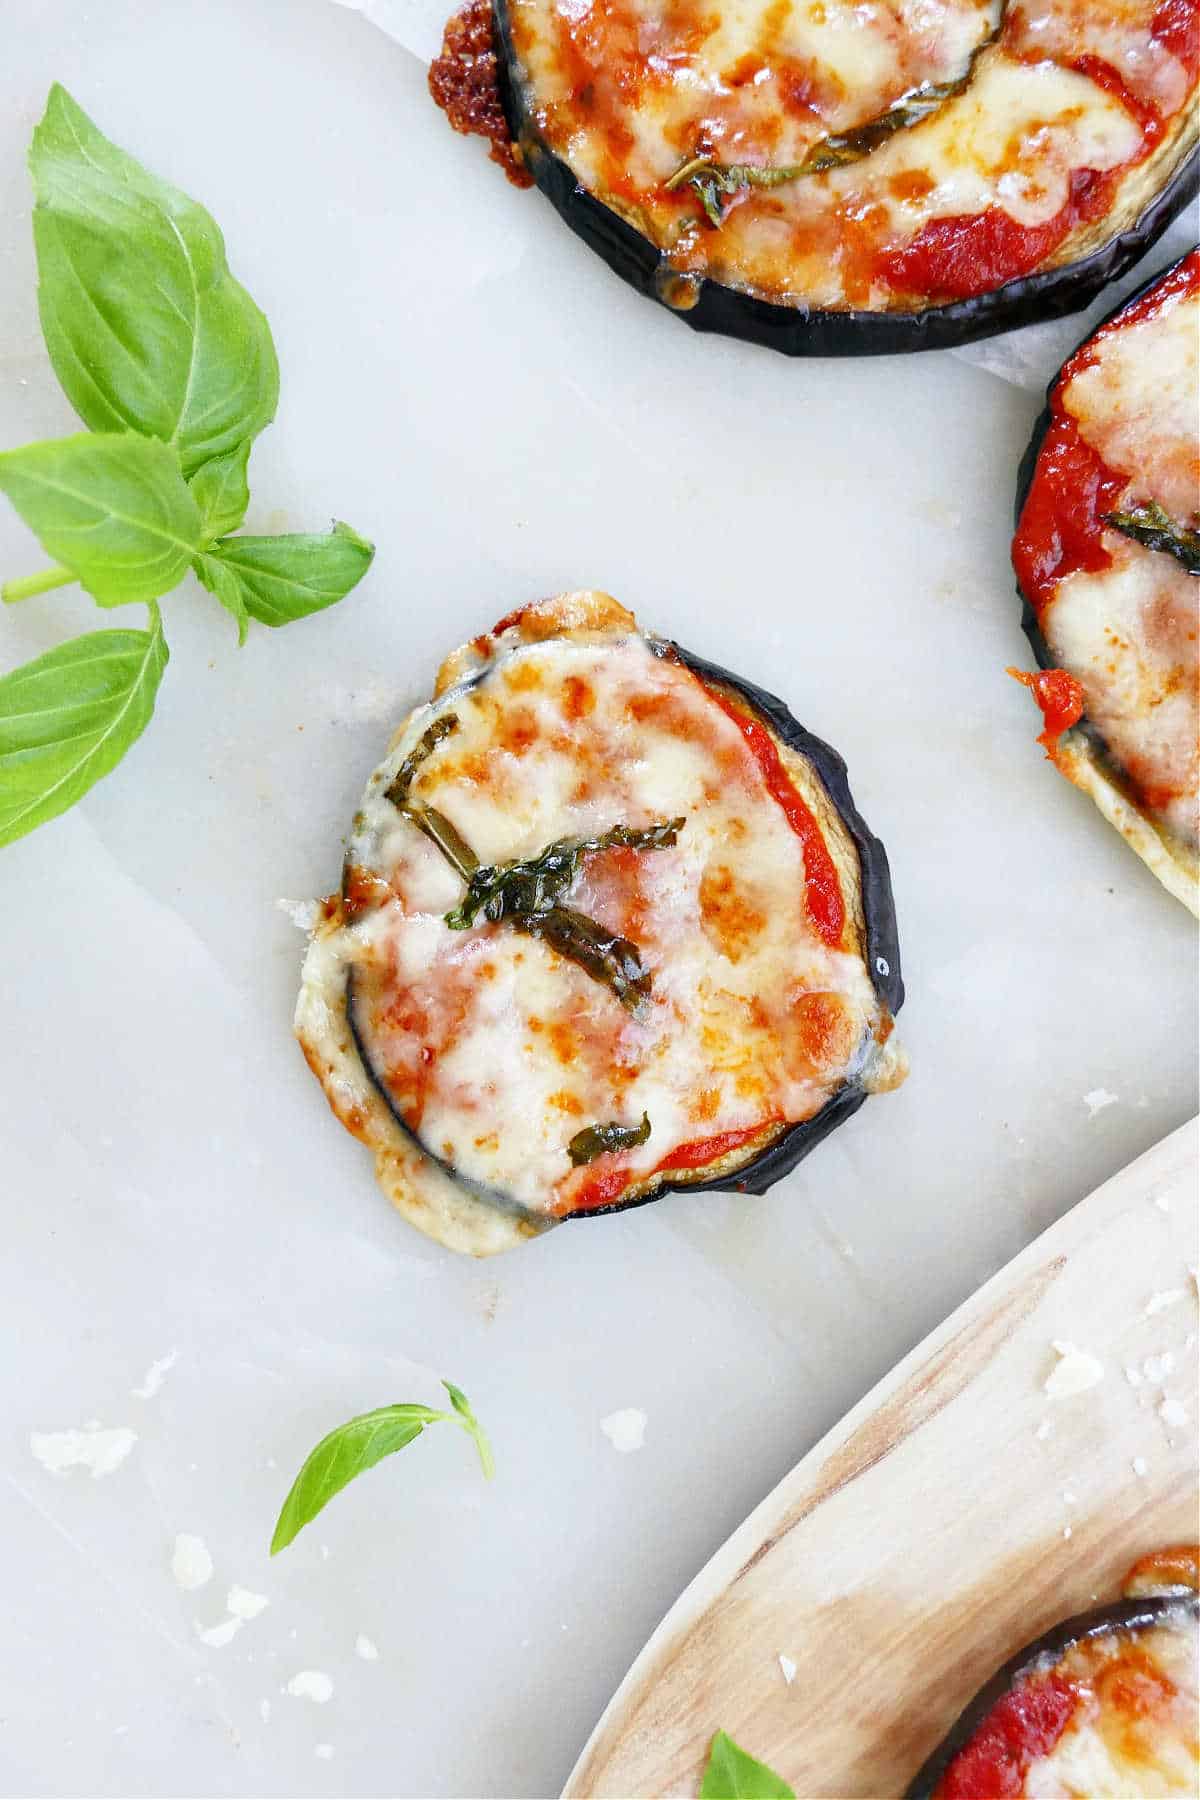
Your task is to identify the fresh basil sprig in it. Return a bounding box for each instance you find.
[699,1732,795,1799]
[0,84,375,848]
[1104,501,1200,574]
[270,1381,494,1556]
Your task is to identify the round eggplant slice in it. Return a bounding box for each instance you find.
[906,1548,1200,1799]
[469,0,1200,355]
[1011,249,1200,914]
[296,591,906,1256]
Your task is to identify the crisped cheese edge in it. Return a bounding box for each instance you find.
[296,593,899,1255]
[1057,730,1200,916]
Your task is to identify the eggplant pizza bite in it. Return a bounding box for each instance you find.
[432,0,1198,353]
[907,1546,1200,1799]
[1011,250,1199,914]
[296,592,905,1255]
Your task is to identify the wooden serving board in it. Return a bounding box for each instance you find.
[566,1120,1199,1800]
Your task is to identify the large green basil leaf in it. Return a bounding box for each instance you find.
[30,84,279,477]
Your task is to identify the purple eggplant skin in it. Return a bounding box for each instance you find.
[492,0,1199,359]
[904,1591,1200,1800]
[346,641,904,1223]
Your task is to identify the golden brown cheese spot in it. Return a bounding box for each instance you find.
[785,988,855,1079]
[699,860,768,963]
[561,673,595,720]
[506,659,545,694]
[548,1088,585,1116]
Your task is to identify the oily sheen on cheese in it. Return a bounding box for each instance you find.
[1012,251,1199,911]
[296,593,904,1255]
[501,0,1198,309]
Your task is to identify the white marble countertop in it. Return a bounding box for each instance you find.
[1,5,1195,1795]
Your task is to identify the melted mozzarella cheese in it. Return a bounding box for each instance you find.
[1023,1615,1199,1799]
[1046,548,1199,846]
[341,633,888,1217]
[1066,283,1200,521]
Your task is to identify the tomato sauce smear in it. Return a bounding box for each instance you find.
[699,681,845,949]
[933,1672,1080,1799]
[564,1121,777,1212]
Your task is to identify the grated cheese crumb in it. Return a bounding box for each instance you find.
[1131,1457,1148,1477]
[171,1535,213,1592]
[1082,1088,1118,1117]
[778,1654,796,1685]
[1044,1341,1104,1397]
[1158,1394,1188,1429]
[287,1670,334,1704]
[1035,1417,1053,1441]
[601,1408,647,1453]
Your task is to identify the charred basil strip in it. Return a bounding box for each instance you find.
[568,1112,652,1166]
[385,718,678,1010]
[665,3,1005,226]
[514,904,654,1013]
[1104,502,1200,573]
[445,817,684,928]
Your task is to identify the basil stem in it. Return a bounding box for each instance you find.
[445,817,685,929]
[1104,503,1200,575]
[568,1112,651,1166]
[666,3,1005,226]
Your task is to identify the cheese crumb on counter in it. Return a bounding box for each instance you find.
[1158,1394,1188,1429]
[1131,1456,1149,1477]
[778,1654,797,1685]
[31,1424,137,1479]
[131,1350,177,1399]
[197,1617,242,1649]
[1082,1088,1118,1117]
[227,1586,269,1620]
[601,1408,647,1453]
[287,1670,334,1703]
[1044,1341,1104,1397]
[355,1634,380,1661]
[171,1534,214,1591]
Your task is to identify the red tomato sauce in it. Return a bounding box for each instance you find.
[564,1121,776,1212]
[934,1673,1080,1799]
[1151,0,1200,75]
[1008,667,1086,758]
[699,681,845,950]
[876,167,1117,302]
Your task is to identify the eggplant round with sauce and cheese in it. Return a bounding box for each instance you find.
[1011,249,1200,915]
[906,1547,1200,1799]
[466,0,1200,354]
[297,592,905,1256]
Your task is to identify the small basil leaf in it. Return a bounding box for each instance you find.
[193,551,249,645]
[441,1381,495,1478]
[0,617,168,847]
[699,1732,795,1800]
[0,433,203,607]
[30,84,279,476]
[189,442,251,541]
[270,1405,444,1555]
[568,1113,651,1166]
[442,1381,472,1419]
[204,521,374,626]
